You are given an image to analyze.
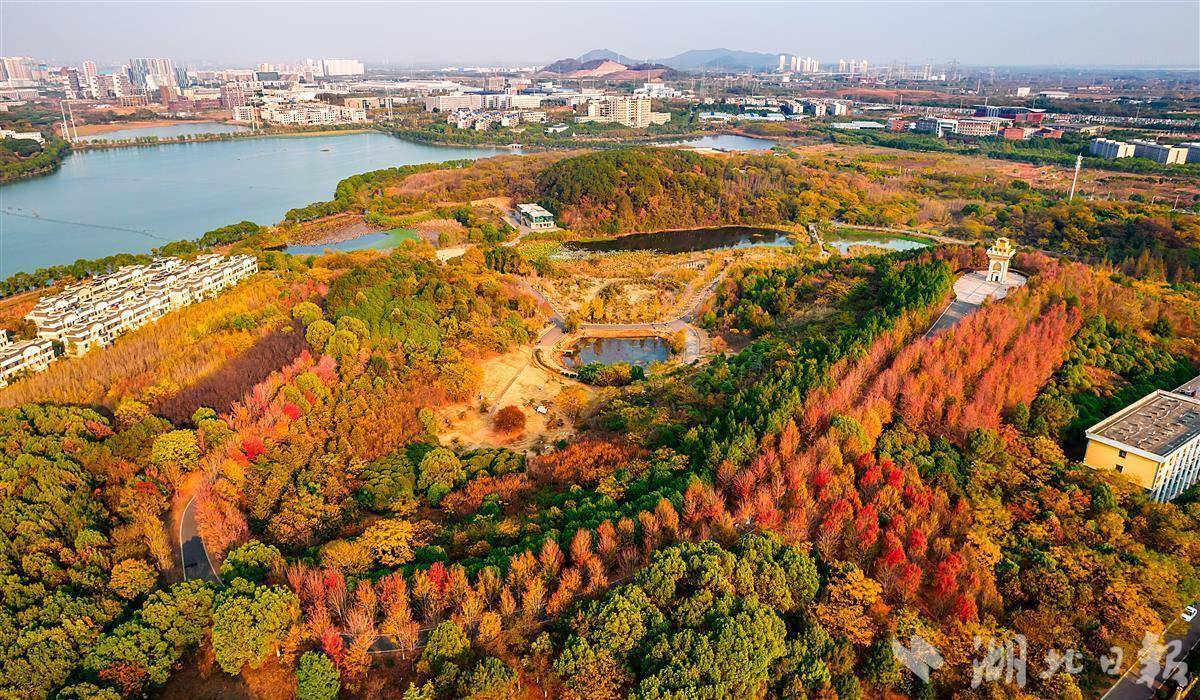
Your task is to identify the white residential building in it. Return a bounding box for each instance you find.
[23,255,257,362]
[0,334,56,388]
[576,95,669,128]
[259,102,367,126]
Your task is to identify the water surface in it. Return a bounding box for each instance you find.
[672,134,777,151]
[569,226,795,255]
[565,336,671,368]
[0,132,509,276]
[82,122,250,142]
[825,230,927,254]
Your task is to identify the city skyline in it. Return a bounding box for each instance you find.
[4,0,1199,69]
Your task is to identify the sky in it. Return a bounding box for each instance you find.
[3,1,1199,69]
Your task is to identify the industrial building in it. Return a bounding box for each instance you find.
[1089,138,1136,159]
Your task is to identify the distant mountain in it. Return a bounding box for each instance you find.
[658,48,780,72]
[579,48,641,64]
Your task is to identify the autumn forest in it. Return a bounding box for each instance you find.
[2,143,1200,700]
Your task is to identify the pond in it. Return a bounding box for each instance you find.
[564,336,671,368]
[569,226,795,255]
[671,134,777,152]
[824,229,928,254]
[284,228,420,255]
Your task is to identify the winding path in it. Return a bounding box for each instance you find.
[179,496,220,584]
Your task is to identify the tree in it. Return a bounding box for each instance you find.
[421,620,469,673]
[557,386,588,423]
[417,447,464,492]
[297,651,341,700]
[359,518,421,566]
[306,320,336,352]
[291,301,324,326]
[211,579,300,674]
[458,656,517,699]
[493,406,527,435]
[324,329,361,361]
[220,540,284,583]
[151,430,200,472]
[109,559,157,600]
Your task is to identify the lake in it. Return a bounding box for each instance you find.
[82,121,250,142]
[569,226,795,254]
[285,228,419,255]
[671,134,777,151]
[0,132,510,277]
[565,336,671,368]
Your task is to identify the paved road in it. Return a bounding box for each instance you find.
[1101,613,1200,700]
[179,497,221,584]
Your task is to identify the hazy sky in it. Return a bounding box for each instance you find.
[4,1,1198,68]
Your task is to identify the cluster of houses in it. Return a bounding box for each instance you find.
[446,108,547,131]
[0,254,257,387]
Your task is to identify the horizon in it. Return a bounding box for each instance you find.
[4,0,1199,70]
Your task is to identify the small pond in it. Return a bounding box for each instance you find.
[564,336,671,368]
[824,230,928,254]
[285,229,420,255]
[569,226,794,255]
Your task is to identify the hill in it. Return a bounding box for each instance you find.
[659,47,779,72]
[579,48,640,64]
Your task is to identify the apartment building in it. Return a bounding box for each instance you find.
[1084,376,1200,501]
[259,102,367,126]
[1089,138,1135,159]
[23,255,257,361]
[576,95,670,128]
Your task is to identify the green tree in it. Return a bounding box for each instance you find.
[458,656,517,699]
[417,447,464,492]
[220,540,284,583]
[292,301,324,326]
[211,579,300,674]
[421,620,469,672]
[306,319,336,352]
[296,651,340,700]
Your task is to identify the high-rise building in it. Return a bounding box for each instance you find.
[576,95,668,128]
[60,67,83,98]
[0,56,36,82]
[320,59,365,77]
[220,83,247,110]
[128,57,176,88]
[778,54,787,72]
[81,60,100,98]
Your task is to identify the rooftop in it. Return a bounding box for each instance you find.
[1089,389,1200,458]
[1177,375,1200,401]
